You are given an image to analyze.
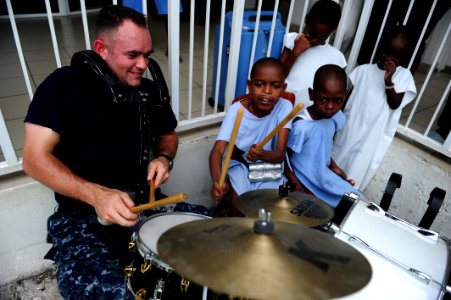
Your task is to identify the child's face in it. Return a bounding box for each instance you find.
[247,65,286,115]
[378,36,410,68]
[309,78,346,119]
[304,17,335,46]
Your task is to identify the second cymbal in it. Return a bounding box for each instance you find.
[236,189,334,227]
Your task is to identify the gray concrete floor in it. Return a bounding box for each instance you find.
[0,266,62,299]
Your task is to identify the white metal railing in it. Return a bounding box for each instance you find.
[0,0,450,176]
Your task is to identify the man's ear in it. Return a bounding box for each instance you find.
[247,80,252,91]
[93,39,107,60]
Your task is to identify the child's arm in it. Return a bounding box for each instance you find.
[284,154,308,193]
[329,158,356,186]
[383,58,404,109]
[280,34,312,74]
[209,140,230,202]
[246,128,290,163]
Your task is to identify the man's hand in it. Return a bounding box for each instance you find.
[92,185,138,227]
[147,157,171,188]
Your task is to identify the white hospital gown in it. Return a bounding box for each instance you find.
[217,99,293,195]
[332,64,417,190]
[284,32,347,109]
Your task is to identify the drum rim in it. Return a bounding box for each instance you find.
[136,211,212,271]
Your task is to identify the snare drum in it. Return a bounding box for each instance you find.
[332,199,450,300]
[126,212,210,300]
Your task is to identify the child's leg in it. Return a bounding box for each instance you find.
[229,188,245,217]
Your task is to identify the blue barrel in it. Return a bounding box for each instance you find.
[210,11,286,108]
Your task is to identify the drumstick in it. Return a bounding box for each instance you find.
[255,103,303,150]
[130,193,187,213]
[149,179,155,203]
[219,107,244,187]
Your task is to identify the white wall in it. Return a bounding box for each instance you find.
[0,130,449,285]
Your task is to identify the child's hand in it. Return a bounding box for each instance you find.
[210,181,230,202]
[383,57,396,83]
[246,144,264,162]
[292,34,312,56]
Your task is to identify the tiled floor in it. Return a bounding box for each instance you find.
[0,12,450,160]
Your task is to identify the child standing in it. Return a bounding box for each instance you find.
[209,58,293,208]
[332,25,417,190]
[285,64,362,208]
[280,0,346,109]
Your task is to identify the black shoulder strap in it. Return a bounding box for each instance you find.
[147,57,170,104]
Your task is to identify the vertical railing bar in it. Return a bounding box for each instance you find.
[6,0,33,100]
[247,0,263,90]
[168,0,181,118]
[213,0,227,114]
[346,0,375,73]
[224,1,245,109]
[200,0,212,117]
[187,0,195,119]
[369,0,393,64]
[402,0,415,25]
[408,0,437,70]
[0,109,19,166]
[45,0,62,67]
[266,0,280,57]
[333,0,352,50]
[298,0,309,34]
[80,0,91,50]
[424,81,450,136]
[406,22,450,127]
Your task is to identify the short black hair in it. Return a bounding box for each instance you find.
[313,64,347,91]
[95,5,147,37]
[383,25,413,48]
[307,0,342,29]
[250,57,286,80]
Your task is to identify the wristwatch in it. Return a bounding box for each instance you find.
[158,153,174,170]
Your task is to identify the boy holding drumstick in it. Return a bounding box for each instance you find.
[209,58,294,213]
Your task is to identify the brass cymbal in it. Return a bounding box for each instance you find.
[236,189,334,227]
[158,217,371,300]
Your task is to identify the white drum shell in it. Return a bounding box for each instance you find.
[334,200,450,300]
[136,212,211,271]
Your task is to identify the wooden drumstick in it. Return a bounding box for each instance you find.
[149,179,155,203]
[219,107,244,187]
[130,193,187,213]
[255,103,303,150]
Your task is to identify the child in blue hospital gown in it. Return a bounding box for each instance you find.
[209,57,293,212]
[285,64,363,208]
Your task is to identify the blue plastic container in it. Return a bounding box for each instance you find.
[210,11,286,108]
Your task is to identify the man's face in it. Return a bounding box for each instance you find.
[309,78,346,119]
[304,17,335,47]
[98,19,153,88]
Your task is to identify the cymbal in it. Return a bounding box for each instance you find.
[158,217,371,300]
[236,189,334,227]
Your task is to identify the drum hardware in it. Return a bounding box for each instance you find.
[367,202,439,240]
[333,199,450,299]
[180,278,191,292]
[379,172,402,211]
[153,279,164,300]
[127,212,211,299]
[135,288,147,300]
[235,188,334,227]
[158,211,372,300]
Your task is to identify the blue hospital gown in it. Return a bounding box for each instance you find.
[217,99,293,195]
[287,110,363,207]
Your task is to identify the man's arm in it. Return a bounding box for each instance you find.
[147,130,178,187]
[22,123,138,226]
[280,34,312,74]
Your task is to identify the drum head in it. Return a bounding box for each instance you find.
[137,212,210,258]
